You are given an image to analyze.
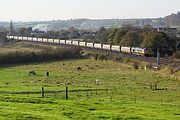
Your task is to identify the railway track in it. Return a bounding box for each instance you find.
[21,40,180,66]
[9,36,180,66]
[87,48,180,66]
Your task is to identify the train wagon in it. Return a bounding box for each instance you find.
[37,38,43,42]
[72,41,79,46]
[19,36,23,40]
[94,43,102,49]
[32,37,37,41]
[48,39,54,43]
[102,44,111,51]
[60,40,66,44]
[79,42,86,47]
[6,36,10,39]
[27,37,32,41]
[86,42,94,48]
[66,40,72,45]
[43,38,48,42]
[54,39,59,43]
[22,37,28,41]
[111,45,121,52]
[10,36,14,39]
[121,46,131,54]
[14,36,19,39]
[9,36,14,39]
[131,47,151,56]
[21,37,24,40]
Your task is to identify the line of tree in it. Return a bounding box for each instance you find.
[0,47,82,65]
[8,24,180,56]
[0,32,8,44]
[103,25,179,56]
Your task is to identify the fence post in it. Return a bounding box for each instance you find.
[96,87,98,95]
[134,98,137,104]
[157,49,160,69]
[106,87,108,94]
[76,90,79,96]
[66,85,68,100]
[42,86,44,98]
[160,99,163,105]
[110,96,112,102]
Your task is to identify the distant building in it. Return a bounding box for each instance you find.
[80,31,96,37]
[9,20,14,35]
[31,29,46,36]
[154,27,177,33]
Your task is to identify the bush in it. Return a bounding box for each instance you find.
[123,58,131,64]
[132,62,139,69]
[140,62,153,70]
[172,50,180,59]
[0,47,82,65]
[112,56,123,62]
[94,54,98,60]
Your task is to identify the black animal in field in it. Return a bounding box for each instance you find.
[29,71,36,76]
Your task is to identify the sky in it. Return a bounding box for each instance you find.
[0,0,180,21]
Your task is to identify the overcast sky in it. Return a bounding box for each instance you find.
[0,0,179,21]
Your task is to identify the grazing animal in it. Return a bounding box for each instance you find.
[96,79,100,85]
[29,71,36,76]
[76,66,82,70]
[46,70,49,77]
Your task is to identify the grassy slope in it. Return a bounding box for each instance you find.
[0,42,56,54]
[0,59,179,120]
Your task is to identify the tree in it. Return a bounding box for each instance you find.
[68,31,80,39]
[177,42,180,50]
[177,37,180,50]
[0,26,7,33]
[120,31,143,47]
[107,26,143,45]
[9,20,14,35]
[107,28,118,44]
[0,32,8,44]
[166,32,177,51]
[142,25,154,33]
[113,29,128,45]
[59,30,69,39]
[96,27,107,43]
[67,27,80,39]
[17,27,31,36]
[141,32,168,55]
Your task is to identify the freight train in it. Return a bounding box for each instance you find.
[7,36,152,56]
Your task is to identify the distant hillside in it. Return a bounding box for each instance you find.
[0,19,164,31]
[11,19,163,31]
[164,12,180,26]
[1,12,180,31]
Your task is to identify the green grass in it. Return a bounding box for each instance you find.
[0,59,179,120]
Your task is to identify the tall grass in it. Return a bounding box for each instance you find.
[0,47,82,65]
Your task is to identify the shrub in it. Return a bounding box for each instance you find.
[172,50,180,59]
[123,58,131,64]
[94,54,99,60]
[140,62,153,70]
[112,56,122,62]
[132,62,139,69]
[0,47,82,65]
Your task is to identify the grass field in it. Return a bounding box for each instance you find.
[0,42,56,54]
[0,58,179,120]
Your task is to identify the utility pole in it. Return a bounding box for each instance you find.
[157,49,160,69]
[65,81,68,100]
[42,79,45,98]
[9,20,14,35]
